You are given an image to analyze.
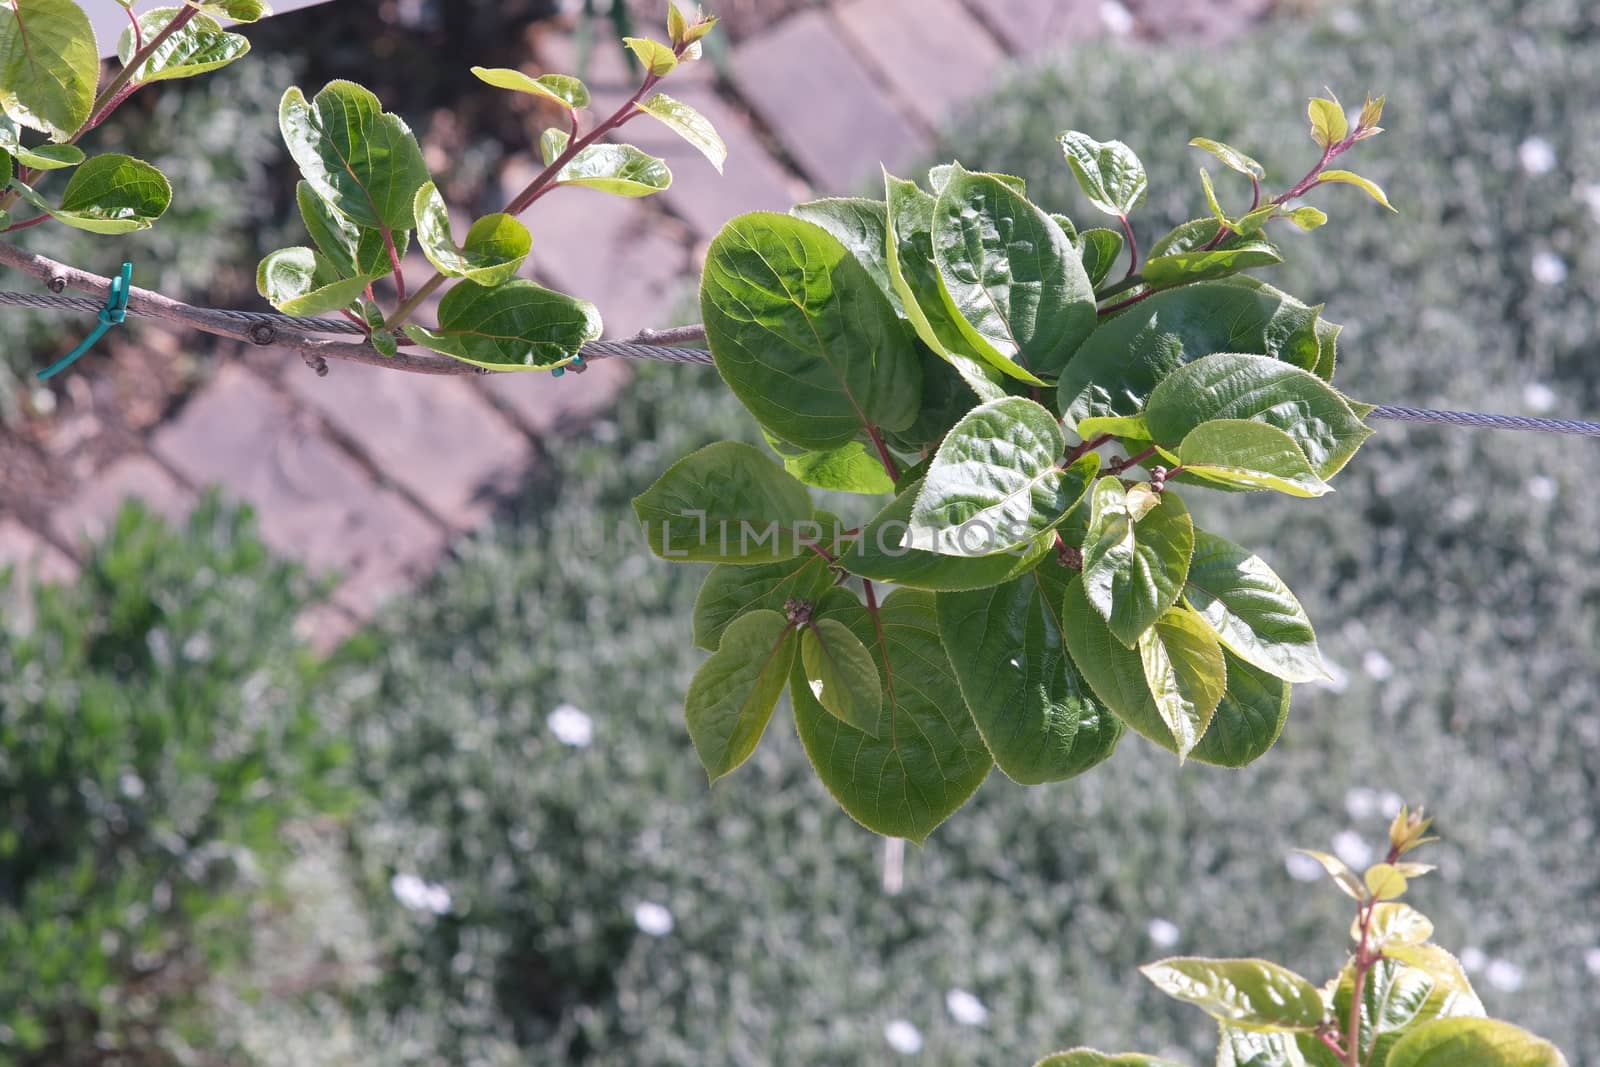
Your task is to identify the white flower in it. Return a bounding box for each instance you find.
[884,1020,923,1055]
[1527,476,1558,503]
[1460,946,1487,973]
[1361,650,1394,681]
[1485,958,1524,993]
[1285,851,1326,882]
[1531,251,1567,286]
[1332,830,1373,869]
[1099,1,1135,36]
[1517,137,1557,176]
[633,901,674,937]
[945,989,989,1026]
[1583,947,1600,976]
[1523,383,1557,414]
[1147,918,1181,948]
[548,704,594,747]
[391,873,452,915]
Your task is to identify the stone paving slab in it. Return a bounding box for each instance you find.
[150,363,445,617]
[285,358,532,531]
[835,0,1008,130]
[964,0,1105,55]
[51,454,194,548]
[730,10,931,194]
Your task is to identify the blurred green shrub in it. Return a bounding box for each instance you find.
[0,499,345,1066]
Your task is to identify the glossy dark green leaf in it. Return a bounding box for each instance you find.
[358,300,398,357]
[931,165,1096,381]
[1077,227,1124,290]
[256,246,370,315]
[928,163,1025,196]
[636,91,725,173]
[0,117,82,169]
[937,561,1123,784]
[841,481,1051,591]
[693,552,834,651]
[909,398,1097,557]
[1140,957,1327,1032]
[1081,478,1194,646]
[1059,130,1148,216]
[1178,420,1332,497]
[541,128,672,196]
[117,7,249,84]
[297,180,395,279]
[790,197,900,313]
[1387,1019,1567,1067]
[701,211,921,450]
[800,618,882,736]
[413,180,531,287]
[1141,237,1283,288]
[1183,529,1326,683]
[883,345,987,455]
[279,80,429,231]
[403,279,601,371]
[29,153,171,234]
[685,610,796,781]
[470,66,589,109]
[1187,651,1289,767]
[790,589,992,842]
[632,441,816,563]
[0,0,98,141]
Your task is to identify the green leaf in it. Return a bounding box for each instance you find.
[1141,238,1283,289]
[909,398,1098,557]
[701,211,921,450]
[1387,1019,1568,1067]
[1177,420,1333,498]
[685,610,797,781]
[800,618,883,736]
[636,92,725,173]
[47,153,171,234]
[1189,137,1265,179]
[693,551,834,651]
[413,181,531,287]
[0,119,82,169]
[1362,902,1435,951]
[1141,957,1327,1033]
[297,180,395,279]
[1182,529,1327,683]
[1307,96,1348,148]
[790,589,992,842]
[403,279,601,371]
[777,439,895,495]
[1294,850,1369,902]
[1187,651,1289,768]
[360,300,398,357]
[840,481,1052,591]
[1218,1028,1313,1067]
[1381,944,1485,1016]
[1365,863,1409,900]
[469,66,590,109]
[540,128,672,196]
[1077,227,1125,290]
[790,197,900,313]
[1138,604,1226,761]
[928,163,1025,196]
[1347,959,1437,1062]
[279,80,429,232]
[1058,131,1148,216]
[1035,1052,1186,1067]
[1145,352,1372,480]
[1316,169,1397,212]
[184,0,272,22]
[936,561,1124,784]
[256,246,371,315]
[1285,206,1328,231]
[1232,204,1277,236]
[1081,478,1194,646]
[884,346,990,454]
[623,35,678,75]
[883,172,1008,401]
[117,8,249,84]
[931,165,1097,381]
[1059,280,1337,430]
[632,441,816,564]
[0,0,98,141]
[539,127,566,166]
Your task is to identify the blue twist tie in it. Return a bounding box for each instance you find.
[38,262,133,381]
[550,353,584,379]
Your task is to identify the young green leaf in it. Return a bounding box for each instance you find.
[1187,650,1290,768]
[800,619,883,736]
[790,589,992,843]
[359,300,398,358]
[403,279,601,371]
[0,0,99,141]
[1386,1018,1568,1067]
[1058,131,1148,216]
[1188,137,1265,179]
[539,127,567,166]
[1081,478,1195,646]
[256,247,372,315]
[1140,238,1283,288]
[469,67,590,109]
[413,181,531,287]
[909,398,1098,557]
[1140,957,1327,1032]
[1307,96,1349,148]
[931,165,1097,381]
[692,552,834,651]
[776,439,896,495]
[45,153,172,234]
[183,1,272,22]
[928,163,1026,196]
[1076,227,1125,290]
[632,441,816,564]
[1295,849,1369,902]
[1361,903,1435,951]
[1316,169,1397,212]
[790,197,900,313]
[117,8,250,84]
[701,212,921,450]
[1138,604,1226,761]
[635,92,725,173]
[1285,205,1328,230]
[685,610,797,781]
[0,117,83,169]
[840,481,1053,591]
[1365,863,1409,900]
[279,80,429,232]
[623,36,678,75]
[1035,1053,1186,1067]
[297,181,396,279]
[541,129,672,196]
[1177,420,1333,497]
[1182,529,1327,683]
[936,562,1124,784]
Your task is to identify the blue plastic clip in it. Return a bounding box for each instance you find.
[38,262,133,381]
[551,352,584,379]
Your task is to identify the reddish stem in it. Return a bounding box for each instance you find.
[0,214,51,235]
[1064,434,1113,464]
[1105,444,1161,475]
[866,425,899,481]
[1117,213,1139,280]
[381,226,407,302]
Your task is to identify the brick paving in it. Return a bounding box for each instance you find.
[6,0,1268,643]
